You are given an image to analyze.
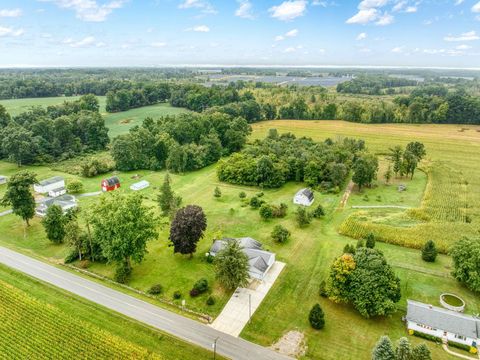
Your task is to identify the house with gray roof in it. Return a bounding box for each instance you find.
[293,188,314,206]
[35,194,77,217]
[406,299,480,347]
[209,237,275,281]
[34,176,65,194]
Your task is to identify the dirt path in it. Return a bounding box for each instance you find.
[338,180,354,210]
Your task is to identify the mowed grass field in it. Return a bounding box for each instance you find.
[0,264,218,360]
[0,96,189,138]
[0,119,479,359]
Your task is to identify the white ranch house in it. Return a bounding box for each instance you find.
[36,195,77,217]
[48,187,67,198]
[406,300,480,348]
[293,188,314,207]
[209,237,275,281]
[34,176,65,194]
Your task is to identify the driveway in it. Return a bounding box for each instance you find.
[211,261,286,337]
[0,247,292,360]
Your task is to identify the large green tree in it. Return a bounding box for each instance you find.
[90,193,158,277]
[1,170,37,226]
[169,205,207,257]
[450,237,480,293]
[157,173,181,217]
[395,337,412,360]
[214,240,249,290]
[371,336,395,360]
[41,205,66,244]
[352,152,379,190]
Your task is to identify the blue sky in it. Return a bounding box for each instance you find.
[0,0,479,68]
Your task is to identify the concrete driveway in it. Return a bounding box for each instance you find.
[211,261,286,337]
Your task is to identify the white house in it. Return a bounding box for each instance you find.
[48,187,67,198]
[0,176,7,185]
[130,180,150,191]
[35,195,77,217]
[293,188,314,207]
[209,237,276,281]
[406,300,480,348]
[34,176,65,194]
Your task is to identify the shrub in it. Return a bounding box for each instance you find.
[365,233,376,249]
[343,244,356,254]
[271,225,291,243]
[421,240,437,262]
[173,291,182,300]
[206,254,214,263]
[256,192,264,198]
[412,330,441,343]
[81,159,112,178]
[356,239,365,248]
[66,180,84,194]
[259,204,274,220]
[249,196,265,209]
[64,249,79,264]
[114,262,132,284]
[319,280,328,297]
[295,207,311,227]
[312,204,325,218]
[448,341,471,352]
[206,296,216,306]
[272,203,288,218]
[308,303,325,330]
[190,278,208,297]
[147,284,163,295]
[214,186,222,198]
[239,191,246,199]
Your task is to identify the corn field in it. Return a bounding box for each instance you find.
[0,280,161,360]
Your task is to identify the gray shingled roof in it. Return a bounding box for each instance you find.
[406,300,480,339]
[38,176,64,186]
[296,188,314,201]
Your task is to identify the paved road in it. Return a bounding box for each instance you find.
[0,247,292,360]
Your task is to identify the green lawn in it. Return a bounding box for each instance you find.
[0,96,189,138]
[0,263,219,360]
[0,120,479,359]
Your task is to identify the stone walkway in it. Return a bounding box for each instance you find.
[442,344,478,360]
[210,261,286,337]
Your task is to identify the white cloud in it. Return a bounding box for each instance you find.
[0,26,24,37]
[235,0,254,19]
[392,1,406,12]
[375,12,394,25]
[283,46,296,53]
[405,6,417,13]
[39,0,127,22]
[444,31,479,42]
[96,41,106,47]
[391,46,405,53]
[356,32,367,40]
[285,28,299,37]
[275,35,285,41]
[178,0,216,14]
[151,42,167,48]
[66,36,96,47]
[456,44,471,50]
[0,8,22,17]
[269,1,307,21]
[359,0,388,9]
[186,25,210,32]
[346,8,378,24]
[472,2,480,13]
[455,0,464,5]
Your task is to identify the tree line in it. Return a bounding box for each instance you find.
[0,95,109,165]
[217,130,366,191]
[337,75,419,95]
[111,111,251,172]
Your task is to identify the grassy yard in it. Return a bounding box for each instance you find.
[0,96,189,138]
[0,264,219,359]
[0,120,479,359]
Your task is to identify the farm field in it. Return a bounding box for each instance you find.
[0,120,479,359]
[0,96,189,138]
[0,264,218,359]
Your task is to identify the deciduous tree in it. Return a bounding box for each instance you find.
[42,205,66,244]
[214,240,249,290]
[450,237,480,293]
[1,170,37,226]
[169,205,207,257]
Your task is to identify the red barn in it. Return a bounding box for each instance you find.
[101,176,121,192]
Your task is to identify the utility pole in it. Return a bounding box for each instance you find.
[212,337,219,360]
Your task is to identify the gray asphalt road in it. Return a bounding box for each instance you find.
[0,246,292,360]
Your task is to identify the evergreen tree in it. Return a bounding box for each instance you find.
[343,243,356,254]
[214,240,249,290]
[295,207,311,227]
[1,170,37,226]
[366,233,376,249]
[213,186,222,198]
[157,173,181,217]
[395,337,412,360]
[411,343,432,360]
[169,205,207,257]
[371,336,395,360]
[312,204,325,218]
[384,165,393,184]
[421,240,437,262]
[308,304,325,330]
[42,205,66,244]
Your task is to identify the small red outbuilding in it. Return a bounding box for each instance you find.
[101,176,121,192]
